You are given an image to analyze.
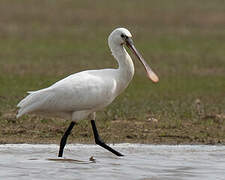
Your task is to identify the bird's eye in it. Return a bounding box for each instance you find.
[121,34,125,38]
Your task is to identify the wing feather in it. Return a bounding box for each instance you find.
[16,70,117,118]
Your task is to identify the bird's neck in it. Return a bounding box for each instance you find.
[109,43,135,94]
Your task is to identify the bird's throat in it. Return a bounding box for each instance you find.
[110,44,135,94]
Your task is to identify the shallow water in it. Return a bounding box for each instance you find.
[0,144,225,180]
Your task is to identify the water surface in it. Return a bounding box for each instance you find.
[0,144,225,180]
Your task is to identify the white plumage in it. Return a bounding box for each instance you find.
[17,28,158,122]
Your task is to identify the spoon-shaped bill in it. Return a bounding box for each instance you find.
[125,38,159,83]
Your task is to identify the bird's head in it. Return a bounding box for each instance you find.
[108,28,159,83]
[108,28,132,45]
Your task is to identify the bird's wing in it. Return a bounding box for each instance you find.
[17,70,117,118]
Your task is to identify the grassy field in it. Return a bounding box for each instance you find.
[0,0,225,145]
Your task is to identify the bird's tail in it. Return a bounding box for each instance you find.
[16,89,48,118]
[17,92,35,118]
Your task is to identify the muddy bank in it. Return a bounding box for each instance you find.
[1,112,225,145]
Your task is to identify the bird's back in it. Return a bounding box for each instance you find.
[17,69,119,119]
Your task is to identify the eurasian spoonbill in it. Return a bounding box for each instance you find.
[17,28,159,157]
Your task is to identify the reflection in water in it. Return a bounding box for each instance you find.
[0,144,225,180]
[47,157,96,164]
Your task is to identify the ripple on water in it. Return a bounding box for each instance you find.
[0,144,225,180]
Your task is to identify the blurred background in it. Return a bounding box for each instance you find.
[0,0,224,144]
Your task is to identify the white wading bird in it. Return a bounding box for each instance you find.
[17,28,159,157]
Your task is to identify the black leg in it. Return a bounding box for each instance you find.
[91,120,124,156]
[58,121,76,157]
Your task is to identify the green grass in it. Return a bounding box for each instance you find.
[0,0,224,144]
